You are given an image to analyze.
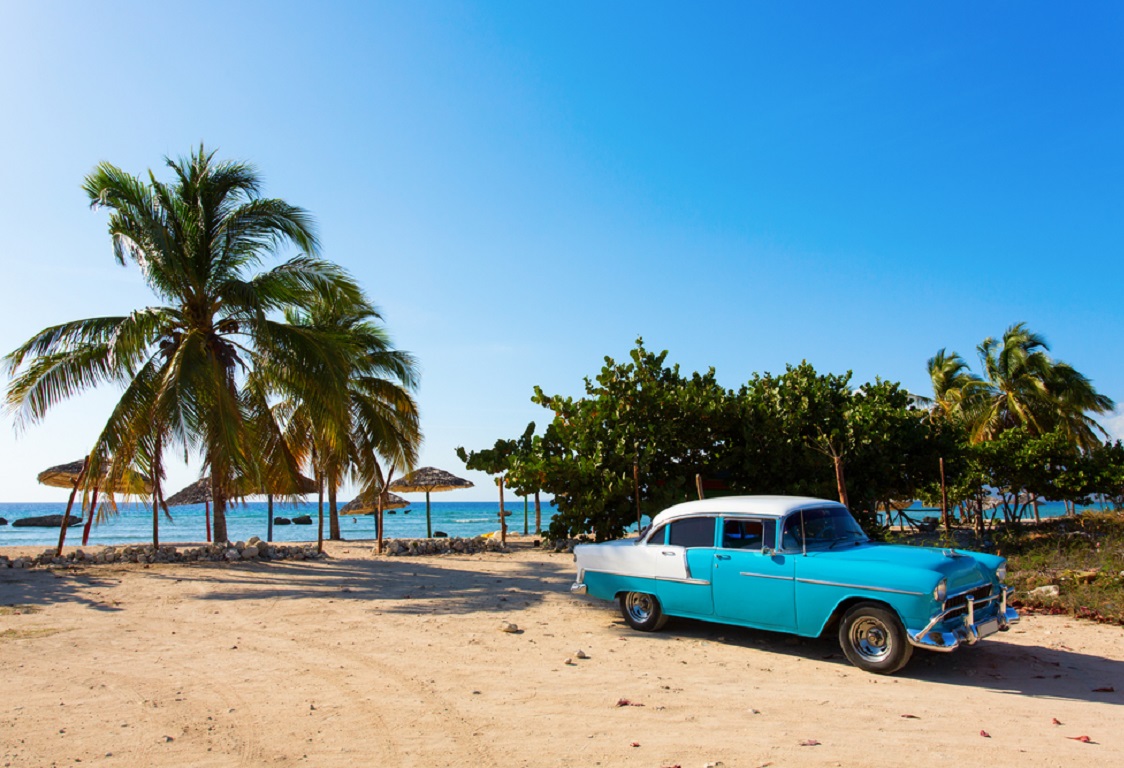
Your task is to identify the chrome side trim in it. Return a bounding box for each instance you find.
[655,576,711,586]
[796,577,925,596]
[739,572,795,581]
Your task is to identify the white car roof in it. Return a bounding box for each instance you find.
[648,495,845,528]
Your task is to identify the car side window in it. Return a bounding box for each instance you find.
[668,517,716,548]
[721,519,765,550]
[645,525,667,545]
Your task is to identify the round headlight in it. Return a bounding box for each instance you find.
[996,562,1007,583]
[933,579,947,602]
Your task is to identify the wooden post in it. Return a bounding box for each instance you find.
[534,490,542,535]
[56,457,89,557]
[633,462,641,532]
[939,457,950,534]
[205,500,212,543]
[696,473,704,501]
[523,495,529,536]
[267,494,274,542]
[498,475,507,545]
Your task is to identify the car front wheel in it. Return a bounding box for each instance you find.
[838,602,913,675]
[619,591,668,631]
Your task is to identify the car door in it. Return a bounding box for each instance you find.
[711,517,797,631]
[655,516,716,617]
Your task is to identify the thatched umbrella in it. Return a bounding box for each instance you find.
[38,459,152,554]
[165,473,317,543]
[390,467,474,538]
[340,492,410,515]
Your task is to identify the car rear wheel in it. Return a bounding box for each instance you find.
[839,602,913,675]
[619,591,668,631]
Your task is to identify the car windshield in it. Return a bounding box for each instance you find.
[781,507,868,550]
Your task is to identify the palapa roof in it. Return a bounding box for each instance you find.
[37,460,152,493]
[390,467,474,494]
[164,473,319,507]
[340,492,410,515]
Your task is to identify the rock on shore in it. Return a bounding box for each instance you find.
[0,537,326,569]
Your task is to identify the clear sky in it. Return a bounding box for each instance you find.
[2,1,1122,503]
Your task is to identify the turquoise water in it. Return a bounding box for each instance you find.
[0,499,555,548]
[0,497,1107,548]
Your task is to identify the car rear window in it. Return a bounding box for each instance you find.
[668,517,716,548]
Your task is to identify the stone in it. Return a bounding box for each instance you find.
[500,622,520,633]
[12,514,83,527]
[224,549,241,562]
[575,649,589,659]
[274,517,292,525]
[292,515,313,525]
[1029,585,1060,599]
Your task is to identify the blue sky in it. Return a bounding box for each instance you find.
[2,2,1122,502]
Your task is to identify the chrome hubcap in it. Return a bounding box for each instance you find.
[850,617,892,661]
[626,593,654,622]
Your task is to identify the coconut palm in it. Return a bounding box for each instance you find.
[270,293,421,543]
[973,323,1113,449]
[922,348,984,424]
[4,146,365,542]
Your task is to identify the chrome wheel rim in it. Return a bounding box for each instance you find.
[849,616,892,662]
[625,593,655,623]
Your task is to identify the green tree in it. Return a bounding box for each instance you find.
[275,292,421,543]
[971,323,1114,449]
[4,147,364,543]
[531,339,734,540]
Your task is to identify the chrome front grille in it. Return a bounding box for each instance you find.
[944,584,995,617]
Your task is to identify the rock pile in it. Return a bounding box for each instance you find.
[381,536,507,556]
[544,536,593,553]
[0,537,327,570]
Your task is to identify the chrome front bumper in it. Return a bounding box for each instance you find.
[907,586,1019,652]
[570,581,588,595]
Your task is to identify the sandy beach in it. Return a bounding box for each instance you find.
[2,539,1121,768]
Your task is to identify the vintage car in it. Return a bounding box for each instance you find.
[571,495,1019,674]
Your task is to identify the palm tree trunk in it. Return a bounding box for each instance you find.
[81,486,100,546]
[317,480,325,554]
[329,482,341,540]
[56,457,89,557]
[209,464,230,543]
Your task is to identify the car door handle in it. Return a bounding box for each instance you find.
[661,551,678,556]
[715,554,731,561]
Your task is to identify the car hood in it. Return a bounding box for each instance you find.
[807,543,993,593]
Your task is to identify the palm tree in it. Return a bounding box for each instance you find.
[972,323,1113,449]
[923,348,984,425]
[4,146,364,542]
[272,293,421,543]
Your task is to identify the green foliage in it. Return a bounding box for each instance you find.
[530,339,734,540]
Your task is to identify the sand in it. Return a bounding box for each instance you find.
[2,539,1121,767]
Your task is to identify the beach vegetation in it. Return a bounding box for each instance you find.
[3,146,418,545]
[464,333,1119,542]
[457,422,548,534]
[271,292,421,545]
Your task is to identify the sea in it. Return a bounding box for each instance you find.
[0,497,1108,549]
[0,499,557,548]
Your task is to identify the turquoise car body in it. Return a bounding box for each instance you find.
[572,496,1018,655]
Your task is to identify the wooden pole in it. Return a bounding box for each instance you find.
[524,495,529,536]
[267,494,274,542]
[939,457,950,534]
[534,490,542,535]
[696,473,704,501]
[56,457,89,557]
[633,462,641,532]
[499,475,507,546]
[205,500,212,543]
